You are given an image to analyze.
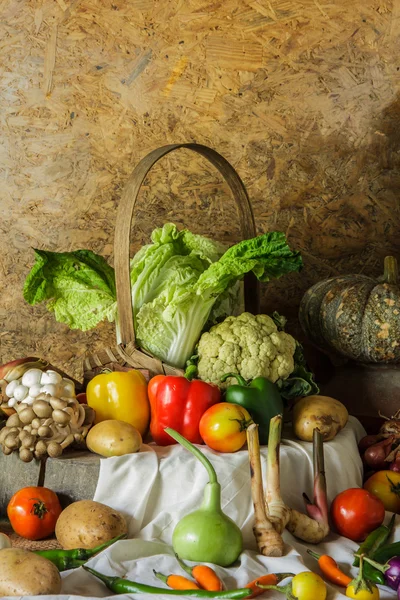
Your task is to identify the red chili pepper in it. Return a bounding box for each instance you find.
[148,375,221,446]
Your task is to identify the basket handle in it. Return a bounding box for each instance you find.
[114,143,260,346]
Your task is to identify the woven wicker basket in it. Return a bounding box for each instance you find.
[83,143,260,382]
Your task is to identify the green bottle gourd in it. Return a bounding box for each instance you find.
[165,427,243,567]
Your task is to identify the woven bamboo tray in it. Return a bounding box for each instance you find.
[84,143,260,381]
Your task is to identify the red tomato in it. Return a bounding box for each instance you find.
[199,402,253,453]
[330,487,385,542]
[7,486,62,540]
[364,470,400,513]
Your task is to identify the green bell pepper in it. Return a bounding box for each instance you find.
[220,373,284,444]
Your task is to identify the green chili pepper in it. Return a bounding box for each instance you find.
[359,562,386,586]
[353,514,396,567]
[83,566,252,598]
[372,541,400,563]
[220,373,283,444]
[35,534,125,571]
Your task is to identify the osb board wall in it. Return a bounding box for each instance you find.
[1,0,400,380]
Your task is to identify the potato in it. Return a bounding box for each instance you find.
[293,395,349,442]
[55,499,128,549]
[0,548,61,596]
[86,419,142,457]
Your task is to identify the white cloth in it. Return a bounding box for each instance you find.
[6,417,400,599]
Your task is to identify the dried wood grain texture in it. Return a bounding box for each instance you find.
[1,0,400,379]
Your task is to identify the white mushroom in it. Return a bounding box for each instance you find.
[40,370,61,385]
[40,383,58,397]
[5,380,19,398]
[21,396,35,406]
[13,385,29,402]
[29,383,43,398]
[21,368,43,388]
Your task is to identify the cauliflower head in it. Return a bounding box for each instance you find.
[197,312,296,387]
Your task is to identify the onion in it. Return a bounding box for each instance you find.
[358,434,385,454]
[363,436,395,470]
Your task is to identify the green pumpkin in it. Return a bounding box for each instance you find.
[299,256,400,363]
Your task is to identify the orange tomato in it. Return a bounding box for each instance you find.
[7,486,62,540]
[199,402,253,452]
[364,470,400,513]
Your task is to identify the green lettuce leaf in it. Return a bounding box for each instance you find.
[136,231,302,368]
[130,223,228,321]
[23,249,117,331]
[23,227,303,371]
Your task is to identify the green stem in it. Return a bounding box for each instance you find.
[231,416,254,432]
[185,365,198,381]
[154,570,169,584]
[84,566,115,587]
[307,549,322,561]
[202,482,222,513]
[363,556,389,574]
[220,373,248,387]
[83,533,126,556]
[255,582,294,599]
[349,555,378,595]
[386,472,400,495]
[175,554,194,577]
[383,256,398,285]
[165,428,217,485]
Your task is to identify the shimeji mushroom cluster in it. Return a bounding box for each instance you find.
[1,369,95,462]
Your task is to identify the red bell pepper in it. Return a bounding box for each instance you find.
[148,375,221,446]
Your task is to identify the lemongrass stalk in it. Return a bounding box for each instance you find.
[286,428,329,543]
[264,415,291,534]
[246,423,284,557]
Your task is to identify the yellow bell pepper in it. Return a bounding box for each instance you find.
[86,370,150,436]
